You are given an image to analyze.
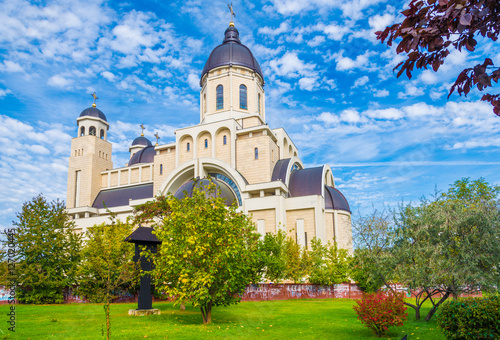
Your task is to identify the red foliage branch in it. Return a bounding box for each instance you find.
[376,0,500,116]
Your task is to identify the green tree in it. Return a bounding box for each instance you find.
[283,236,310,283]
[136,180,261,324]
[376,0,500,115]
[308,238,351,285]
[260,229,287,283]
[12,194,81,304]
[392,178,500,321]
[77,218,138,340]
[351,209,394,293]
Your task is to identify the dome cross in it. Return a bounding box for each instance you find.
[140,124,145,137]
[154,132,160,146]
[91,92,99,108]
[227,3,235,25]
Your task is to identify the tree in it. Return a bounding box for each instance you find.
[260,229,287,283]
[136,180,261,324]
[77,217,138,340]
[283,236,310,283]
[376,0,500,115]
[308,238,351,285]
[351,209,394,293]
[392,178,500,321]
[12,194,81,304]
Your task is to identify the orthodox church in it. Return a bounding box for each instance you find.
[66,21,352,252]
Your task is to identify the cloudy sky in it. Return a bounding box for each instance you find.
[1,0,499,230]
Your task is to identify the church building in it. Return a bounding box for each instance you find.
[66,22,353,252]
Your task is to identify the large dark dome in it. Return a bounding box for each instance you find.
[200,25,263,85]
[79,107,107,122]
[174,178,237,206]
[129,145,155,166]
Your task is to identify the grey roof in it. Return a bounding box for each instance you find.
[271,159,291,183]
[79,107,107,122]
[129,145,155,166]
[125,226,161,244]
[288,167,324,197]
[200,25,263,85]
[92,183,153,209]
[132,136,152,147]
[325,186,351,213]
[174,178,237,206]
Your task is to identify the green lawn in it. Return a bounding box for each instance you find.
[0,299,444,339]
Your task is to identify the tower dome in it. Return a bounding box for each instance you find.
[131,136,152,147]
[79,107,107,122]
[200,25,264,85]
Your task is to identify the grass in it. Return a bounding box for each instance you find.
[0,299,445,339]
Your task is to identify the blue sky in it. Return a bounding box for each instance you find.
[1,0,499,230]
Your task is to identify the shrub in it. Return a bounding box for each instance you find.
[436,296,500,340]
[353,291,408,337]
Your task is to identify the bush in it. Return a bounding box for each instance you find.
[353,291,408,337]
[436,296,500,340]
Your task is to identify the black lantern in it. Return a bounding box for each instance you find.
[125,226,162,315]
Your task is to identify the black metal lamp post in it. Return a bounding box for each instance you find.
[125,226,162,315]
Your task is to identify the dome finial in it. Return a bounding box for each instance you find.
[91,92,98,108]
[140,124,145,137]
[227,3,235,27]
[154,132,160,146]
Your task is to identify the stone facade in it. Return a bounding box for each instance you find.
[66,23,353,253]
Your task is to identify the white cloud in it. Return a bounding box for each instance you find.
[340,109,363,123]
[420,70,438,85]
[1,60,24,73]
[365,108,403,120]
[334,50,375,71]
[368,13,395,32]
[299,77,318,91]
[397,82,425,99]
[373,89,389,97]
[47,74,73,88]
[317,112,339,125]
[307,35,325,47]
[187,73,199,91]
[0,89,12,98]
[258,22,290,36]
[353,76,369,87]
[101,71,116,82]
[269,52,317,78]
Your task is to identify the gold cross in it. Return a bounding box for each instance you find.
[227,3,235,23]
[91,92,98,107]
[154,132,160,146]
[140,124,145,137]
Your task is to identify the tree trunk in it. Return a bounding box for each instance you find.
[180,303,186,311]
[425,291,451,321]
[105,302,111,340]
[200,302,212,324]
[404,302,420,320]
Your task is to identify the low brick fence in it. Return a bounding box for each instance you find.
[0,283,480,304]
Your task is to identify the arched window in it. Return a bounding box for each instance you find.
[204,139,208,148]
[223,135,227,145]
[216,85,223,110]
[258,93,261,114]
[203,93,207,113]
[160,164,163,175]
[187,142,190,152]
[239,84,247,110]
[80,126,85,136]
[254,147,258,160]
[100,129,105,139]
[89,126,96,136]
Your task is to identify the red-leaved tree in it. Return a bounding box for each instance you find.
[353,291,408,337]
[376,0,500,116]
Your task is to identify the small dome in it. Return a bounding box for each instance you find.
[132,136,152,147]
[325,186,351,213]
[200,25,263,85]
[174,178,236,206]
[129,145,155,166]
[79,107,107,122]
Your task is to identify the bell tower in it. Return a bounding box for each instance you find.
[199,21,265,127]
[66,93,113,209]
